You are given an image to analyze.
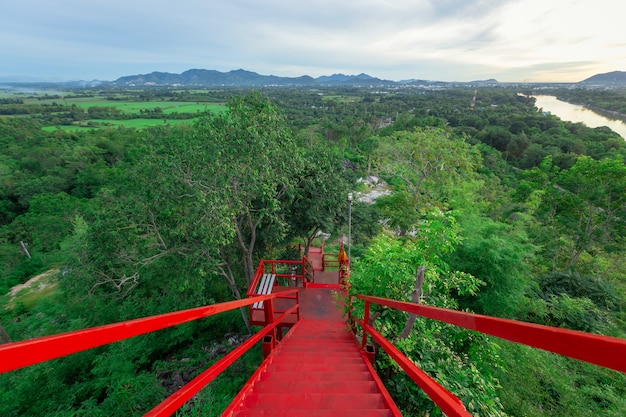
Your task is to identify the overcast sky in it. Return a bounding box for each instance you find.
[2,0,624,83]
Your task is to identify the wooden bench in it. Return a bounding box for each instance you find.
[252,273,276,309]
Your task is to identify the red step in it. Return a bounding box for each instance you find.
[270,353,364,364]
[252,380,379,394]
[270,362,369,373]
[242,393,387,409]
[224,319,401,417]
[230,411,393,417]
[259,371,374,383]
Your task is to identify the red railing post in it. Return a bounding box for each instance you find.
[362,300,371,349]
[347,297,356,334]
[365,344,376,364]
[264,298,276,342]
[294,290,301,322]
[262,335,274,359]
[301,257,307,288]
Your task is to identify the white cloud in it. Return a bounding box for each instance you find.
[1,0,624,81]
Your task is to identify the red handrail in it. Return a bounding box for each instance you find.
[350,294,626,417]
[355,294,626,373]
[0,290,299,417]
[146,302,299,416]
[0,294,291,374]
[358,316,471,417]
[322,253,339,270]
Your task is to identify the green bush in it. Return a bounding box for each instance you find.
[494,341,626,417]
[538,271,621,311]
[0,255,45,294]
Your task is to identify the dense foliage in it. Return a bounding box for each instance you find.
[1,85,625,416]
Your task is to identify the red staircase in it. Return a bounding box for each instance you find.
[228,247,394,417]
[231,245,399,416]
[224,319,400,416]
[2,245,625,416]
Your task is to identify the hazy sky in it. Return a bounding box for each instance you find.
[2,0,624,82]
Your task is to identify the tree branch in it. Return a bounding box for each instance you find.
[399,265,425,339]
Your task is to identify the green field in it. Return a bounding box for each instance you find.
[2,90,227,130]
[22,96,225,113]
[42,118,196,131]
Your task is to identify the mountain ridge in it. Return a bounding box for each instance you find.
[578,71,626,86]
[2,69,624,87]
[113,68,397,87]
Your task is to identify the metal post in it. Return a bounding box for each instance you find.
[365,344,376,364]
[264,298,276,342]
[262,335,274,359]
[348,192,353,273]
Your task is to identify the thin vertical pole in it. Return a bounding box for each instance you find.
[362,300,370,349]
[348,193,353,273]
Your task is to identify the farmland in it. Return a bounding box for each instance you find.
[0,88,227,130]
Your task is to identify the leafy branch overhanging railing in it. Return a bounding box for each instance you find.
[0,290,299,417]
[350,294,626,417]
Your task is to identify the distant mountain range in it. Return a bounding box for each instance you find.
[111,69,626,88]
[2,69,625,88]
[579,71,626,86]
[110,69,513,88]
[113,68,402,87]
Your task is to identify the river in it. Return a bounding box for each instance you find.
[532,95,626,140]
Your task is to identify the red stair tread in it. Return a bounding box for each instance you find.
[270,356,364,365]
[276,348,362,357]
[271,362,369,373]
[241,393,388,410]
[280,340,356,347]
[252,380,379,394]
[231,410,393,417]
[259,371,374,383]
[284,334,353,340]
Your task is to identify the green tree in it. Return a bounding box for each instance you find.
[534,156,626,271]
[192,92,303,285]
[373,128,480,233]
[8,192,84,253]
[349,211,505,416]
[77,93,302,329]
[284,146,352,255]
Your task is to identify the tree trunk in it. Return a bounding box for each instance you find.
[399,265,425,339]
[0,323,11,344]
[304,228,319,257]
[234,213,257,287]
[216,260,252,335]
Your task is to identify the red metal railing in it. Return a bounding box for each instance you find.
[247,259,305,326]
[351,294,626,417]
[247,259,308,296]
[322,253,339,270]
[339,256,349,286]
[322,252,349,285]
[322,242,349,285]
[302,255,314,282]
[0,290,299,416]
